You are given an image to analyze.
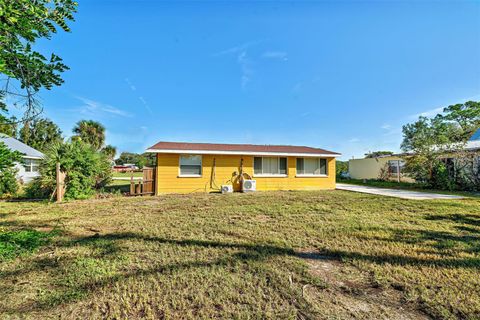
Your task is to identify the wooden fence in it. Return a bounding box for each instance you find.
[130,167,156,196]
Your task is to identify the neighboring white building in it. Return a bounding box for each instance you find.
[0,135,44,183]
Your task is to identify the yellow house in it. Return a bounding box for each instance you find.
[146,141,341,194]
[348,155,415,182]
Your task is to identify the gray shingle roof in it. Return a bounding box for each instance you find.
[0,135,44,158]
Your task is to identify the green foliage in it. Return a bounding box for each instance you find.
[401,100,480,190]
[32,140,112,199]
[0,228,57,261]
[72,120,106,150]
[364,151,394,158]
[116,152,156,168]
[335,160,348,178]
[0,95,18,136]
[0,141,21,196]
[0,0,77,89]
[0,140,22,171]
[0,167,18,196]
[436,101,480,140]
[101,145,117,161]
[23,177,51,199]
[19,117,62,152]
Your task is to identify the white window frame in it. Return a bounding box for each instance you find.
[296,157,328,177]
[24,158,40,173]
[178,154,202,177]
[253,156,288,177]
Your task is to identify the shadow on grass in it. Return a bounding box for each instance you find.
[2,231,479,314]
[426,213,480,227]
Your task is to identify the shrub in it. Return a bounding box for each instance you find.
[0,167,18,196]
[0,141,21,197]
[23,178,51,199]
[28,140,112,200]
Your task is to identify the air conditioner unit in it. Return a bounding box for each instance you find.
[221,185,233,194]
[242,179,256,192]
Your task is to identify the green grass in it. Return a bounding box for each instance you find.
[0,191,479,319]
[0,228,58,261]
[112,171,143,178]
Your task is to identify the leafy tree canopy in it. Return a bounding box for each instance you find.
[0,0,77,117]
[116,152,156,168]
[401,100,480,190]
[19,118,62,152]
[436,101,480,140]
[0,141,22,171]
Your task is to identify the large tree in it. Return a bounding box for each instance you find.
[72,120,106,150]
[401,100,480,190]
[435,101,480,141]
[19,117,62,152]
[0,0,77,121]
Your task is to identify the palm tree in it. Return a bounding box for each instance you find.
[102,144,117,161]
[72,120,105,150]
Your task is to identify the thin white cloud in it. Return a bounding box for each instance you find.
[381,124,391,130]
[292,82,302,93]
[409,94,480,119]
[237,51,254,89]
[125,78,136,91]
[138,96,153,115]
[124,78,153,114]
[262,51,288,61]
[410,107,444,119]
[213,40,261,56]
[349,137,360,143]
[75,96,131,117]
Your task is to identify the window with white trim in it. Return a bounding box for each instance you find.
[387,160,405,177]
[296,158,327,175]
[24,159,40,173]
[179,155,202,176]
[254,157,287,176]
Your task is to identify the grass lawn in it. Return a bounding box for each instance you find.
[0,191,479,319]
[112,171,143,178]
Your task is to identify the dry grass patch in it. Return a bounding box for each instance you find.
[0,191,479,319]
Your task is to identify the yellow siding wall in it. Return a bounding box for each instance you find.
[155,154,336,194]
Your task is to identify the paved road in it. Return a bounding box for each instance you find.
[336,183,464,200]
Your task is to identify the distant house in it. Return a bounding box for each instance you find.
[348,128,480,183]
[146,141,340,194]
[349,154,414,182]
[0,135,44,183]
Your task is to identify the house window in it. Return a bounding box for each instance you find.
[253,157,287,176]
[179,155,202,176]
[387,160,405,176]
[24,159,40,173]
[296,158,327,176]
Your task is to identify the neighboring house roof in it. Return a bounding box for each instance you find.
[147,141,341,157]
[0,135,44,159]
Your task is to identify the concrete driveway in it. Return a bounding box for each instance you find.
[336,183,464,200]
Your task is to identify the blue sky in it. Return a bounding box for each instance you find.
[29,0,480,160]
